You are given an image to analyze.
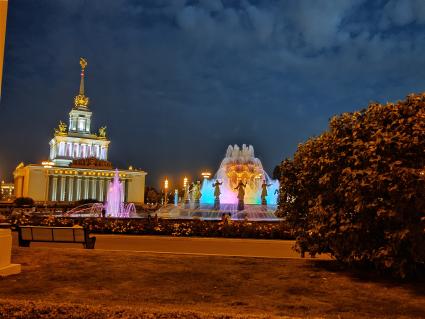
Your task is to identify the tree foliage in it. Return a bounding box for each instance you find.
[145,187,160,204]
[13,197,34,207]
[278,93,425,278]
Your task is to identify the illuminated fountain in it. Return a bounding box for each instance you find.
[156,144,280,221]
[201,144,279,205]
[105,170,136,217]
[65,170,136,218]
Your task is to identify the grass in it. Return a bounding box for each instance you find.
[0,246,424,318]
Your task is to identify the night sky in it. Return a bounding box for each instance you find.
[1,0,425,188]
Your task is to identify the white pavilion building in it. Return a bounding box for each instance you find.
[14,58,146,204]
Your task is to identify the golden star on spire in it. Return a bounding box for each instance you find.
[74,57,89,108]
[80,57,87,70]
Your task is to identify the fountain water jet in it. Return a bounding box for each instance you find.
[64,170,136,218]
[105,170,136,218]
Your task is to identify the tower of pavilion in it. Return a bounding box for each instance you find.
[49,58,110,167]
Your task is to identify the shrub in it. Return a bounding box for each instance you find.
[74,198,100,206]
[8,213,294,240]
[278,93,425,278]
[13,197,34,207]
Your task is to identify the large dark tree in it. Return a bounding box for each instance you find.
[278,93,425,278]
[145,187,160,204]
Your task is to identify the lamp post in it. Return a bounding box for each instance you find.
[164,178,169,205]
[183,176,190,208]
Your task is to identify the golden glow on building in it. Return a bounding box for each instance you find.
[1,180,14,201]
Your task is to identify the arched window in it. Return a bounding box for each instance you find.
[81,144,87,158]
[78,118,85,131]
[59,142,65,156]
[73,143,79,158]
[95,145,100,158]
[66,143,72,157]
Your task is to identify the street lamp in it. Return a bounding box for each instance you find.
[183,176,188,188]
[164,177,169,205]
[201,171,211,179]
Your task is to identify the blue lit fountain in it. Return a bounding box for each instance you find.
[156,144,280,221]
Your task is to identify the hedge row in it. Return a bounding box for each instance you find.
[8,214,294,240]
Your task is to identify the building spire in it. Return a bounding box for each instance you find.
[74,57,89,108]
[79,57,87,95]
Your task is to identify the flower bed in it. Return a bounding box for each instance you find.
[8,213,294,240]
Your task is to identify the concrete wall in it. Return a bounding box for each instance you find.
[127,173,146,205]
[14,165,48,201]
[27,166,48,202]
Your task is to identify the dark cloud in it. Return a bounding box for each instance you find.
[1,0,425,187]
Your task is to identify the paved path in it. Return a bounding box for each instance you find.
[12,233,330,259]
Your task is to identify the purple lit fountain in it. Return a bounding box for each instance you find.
[65,170,136,218]
[105,170,136,218]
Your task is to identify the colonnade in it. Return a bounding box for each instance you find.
[49,175,127,202]
[50,142,108,160]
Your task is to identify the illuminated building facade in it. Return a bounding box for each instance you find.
[14,59,146,204]
[1,181,14,201]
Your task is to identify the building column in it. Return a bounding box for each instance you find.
[91,178,97,199]
[84,178,89,199]
[125,179,129,202]
[120,179,125,202]
[121,179,125,202]
[104,178,110,201]
[76,177,82,201]
[59,176,66,201]
[51,177,58,201]
[68,176,74,201]
[99,179,104,202]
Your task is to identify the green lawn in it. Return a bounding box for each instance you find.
[0,246,424,318]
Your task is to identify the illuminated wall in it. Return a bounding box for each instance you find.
[13,164,146,204]
[0,0,7,98]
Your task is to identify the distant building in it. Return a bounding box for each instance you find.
[14,59,147,204]
[0,181,14,201]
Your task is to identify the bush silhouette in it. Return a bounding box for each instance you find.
[278,93,425,278]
